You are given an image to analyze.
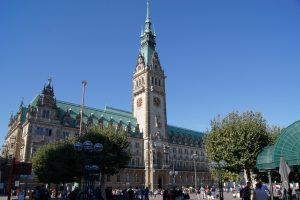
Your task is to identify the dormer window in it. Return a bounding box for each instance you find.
[42,110,50,119]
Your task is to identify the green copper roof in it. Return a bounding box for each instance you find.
[256,120,300,171]
[140,0,156,67]
[24,94,204,142]
[28,95,141,137]
[21,107,28,124]
[167,125,204,147]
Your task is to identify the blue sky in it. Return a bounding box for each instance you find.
[0,0,300,144]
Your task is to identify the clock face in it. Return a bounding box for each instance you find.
[153,97,161,107]
[137,98,143,107]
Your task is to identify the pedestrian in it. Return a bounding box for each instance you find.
[242,182,251,200]
[144,187,149,200]
[127,187,134,200]
[253,182,268,200]
[163,188,168,200]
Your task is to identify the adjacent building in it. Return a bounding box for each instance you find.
[1,1,210,190]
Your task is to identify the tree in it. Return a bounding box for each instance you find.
[32,140,82,184]
[204,111,271,182]
[268,125,282,145]
[32,127,130,200]
[77,127,130,199]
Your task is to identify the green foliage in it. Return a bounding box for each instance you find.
[77,127,130,175]
[204,111,271,181]
[267,125,282,145]
[32,140,81,183]
[32,127,130,184]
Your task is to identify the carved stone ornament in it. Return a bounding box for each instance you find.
[155,113,161,128]
[137,98,143,107]
[153,97,161,107]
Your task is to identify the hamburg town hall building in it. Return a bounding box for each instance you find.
[1,1,210,190]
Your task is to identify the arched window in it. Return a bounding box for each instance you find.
[158,79,161,86]
[151,77,154,84]
[155,78,157,85]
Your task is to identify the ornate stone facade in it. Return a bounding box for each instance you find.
[1,1,210,190]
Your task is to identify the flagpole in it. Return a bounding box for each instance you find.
[80,80,87,135]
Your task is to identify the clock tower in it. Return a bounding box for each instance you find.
[132,0,168,189]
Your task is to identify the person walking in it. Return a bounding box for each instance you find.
[253,182,269,200]
[242,182,252,200]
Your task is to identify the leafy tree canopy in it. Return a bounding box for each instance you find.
[204,111,275,181]
[32,140,81,183]
[32,127,131,184]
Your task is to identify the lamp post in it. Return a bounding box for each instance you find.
[191,153,198,190]
[169,158,178,188]
[74,141,103,195]
[210,160,227,200]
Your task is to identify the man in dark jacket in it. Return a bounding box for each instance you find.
[242,182,252,200]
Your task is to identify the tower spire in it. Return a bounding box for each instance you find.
[144,0,152,33]
[140,0,156,66]
[146,0,150,22]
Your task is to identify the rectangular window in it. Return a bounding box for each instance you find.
[135,142,140,148]
[45,128,52,136]
[185,149,188,154]
[117,175,121,182]
[135,174,139,182]
[63,131,70,139]
[106,175,111,182]
[173,148,176,153]
[131,158,135,166]
[42,110,50,119]
[35,127,44,135]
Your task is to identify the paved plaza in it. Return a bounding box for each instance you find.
[0,191,239,200]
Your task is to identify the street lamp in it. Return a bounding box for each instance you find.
[169,158,178,188]
[210,160,227,200]
[191,153,198,190]
[74,141,103,194]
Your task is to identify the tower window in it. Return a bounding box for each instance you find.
[158,79,161,86]
[155,78,157,85]
[151,77,154,84]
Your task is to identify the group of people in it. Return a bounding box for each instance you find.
[240,181,270,200]
[162,187,191,200]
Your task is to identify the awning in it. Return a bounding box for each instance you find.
[256,120,300,171]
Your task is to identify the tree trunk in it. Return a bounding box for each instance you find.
[246,169,251,183]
